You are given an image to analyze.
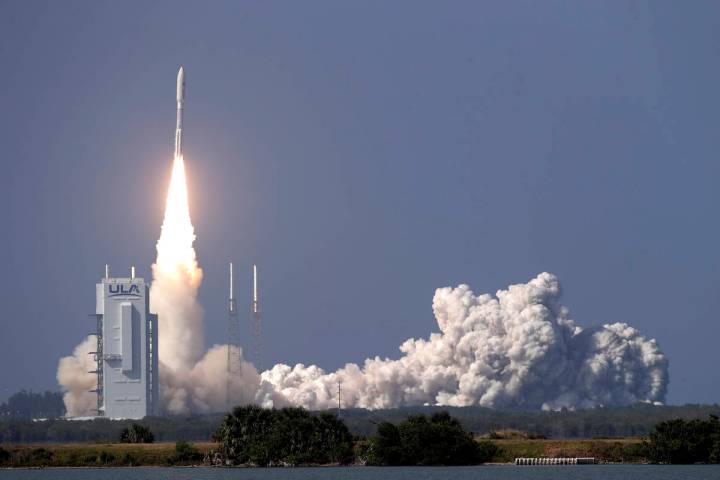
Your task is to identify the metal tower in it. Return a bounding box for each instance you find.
[252,264,263,372]
[88,264,110,416]
[226,262,241,407]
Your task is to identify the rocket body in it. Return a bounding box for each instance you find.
[175,66,185,158]
[253,264,258,313]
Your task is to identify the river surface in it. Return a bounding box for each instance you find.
[2,465,720,480]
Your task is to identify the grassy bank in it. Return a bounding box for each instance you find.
[0,442,217,468]
[0,438,650,467]
[491,438,647,463]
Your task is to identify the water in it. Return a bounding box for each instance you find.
[2,466,720,480]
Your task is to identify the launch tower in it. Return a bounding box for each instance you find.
[93,266,158,419]
[251,264,262,371]
[226,262,241,406]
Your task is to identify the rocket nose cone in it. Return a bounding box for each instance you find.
[177,66,185,101]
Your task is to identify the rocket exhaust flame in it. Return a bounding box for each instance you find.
[155,155,199,276]
[151,154,204,374]
[152,152,261,414]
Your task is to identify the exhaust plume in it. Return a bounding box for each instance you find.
[151,155,263,414]
[56,336,97,417]
[151,155,204,373]
[262,273,668,410]
[57,155,261,416]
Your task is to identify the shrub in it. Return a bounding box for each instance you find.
[119,423,154,444]
[121,452,138,466]
[709,440,720,464]
[366,411,491,465]
[167,440,203,464]
[29,448,53,465]
[98,450,116,465]
[476,440,499,463]
[0,446,10,465]
[365,422,402,465]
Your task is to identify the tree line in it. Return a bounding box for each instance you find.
[215,405,354,466]
[0,391,64,419]
[360,411,497,465]
[0,392,718,445]
[213,406,492,466]
[645,415,720,464]
[2,403,720,465]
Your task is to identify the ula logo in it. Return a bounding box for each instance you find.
[109,284,141,297]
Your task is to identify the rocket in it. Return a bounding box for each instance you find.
[174,66,185,158]
[252,264,258,314]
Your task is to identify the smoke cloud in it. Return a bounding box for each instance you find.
[262,273,668,410]
[56,336,97,417]
[57,157,668,415]
[150,156,263,414]
[57,157,262,417]
[160,345,262,414]
[151,156,204,373]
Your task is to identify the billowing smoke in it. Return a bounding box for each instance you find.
[262,273,668,410]
[57,156,668,415]
[56,336,97,417]
[151,155,204,373]
[161,345,262,414]
[151,156,262,414]
[57,156,262,416]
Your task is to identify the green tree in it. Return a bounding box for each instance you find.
[119,424,154,444]
[215,406,354,466]
[167,440,203,464]
[0,391,65,419]
[709,440,720,464]
[646,415,720,463]
[366,411,493,466]
[215,405,274,465]
[366,422,402,465]
[311,412,354,464]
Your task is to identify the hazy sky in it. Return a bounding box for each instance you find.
[1,1,719,405]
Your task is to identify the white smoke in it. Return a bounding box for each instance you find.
[57,156,668,414]
[151,155,204,373]
[57,156,262,416]
[160,345,262,414]
[262,272,668,410]
[149,156,263,414]
[56,336,97,417]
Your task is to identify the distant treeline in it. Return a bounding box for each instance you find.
[0,401,719,443]
[0,391,64,420]
[0,415,224,444]
[340,403,720,438]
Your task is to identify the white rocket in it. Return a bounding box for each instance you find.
[174,66,185,158]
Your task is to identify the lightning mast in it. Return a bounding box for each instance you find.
[252,264,263,371]
[226,262,241,408]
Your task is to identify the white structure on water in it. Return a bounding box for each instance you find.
[92,266,158,419]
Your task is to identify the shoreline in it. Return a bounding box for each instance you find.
[0,438,650,468]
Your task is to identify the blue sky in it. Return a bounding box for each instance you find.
[1,1,719,404]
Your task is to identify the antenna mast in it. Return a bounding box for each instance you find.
[226,262,241,408]
[252,264,263,371]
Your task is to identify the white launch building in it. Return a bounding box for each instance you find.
[93,267,158,419]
